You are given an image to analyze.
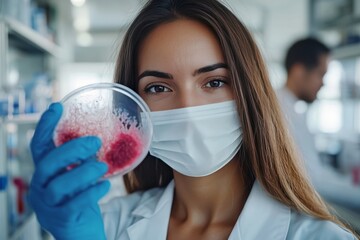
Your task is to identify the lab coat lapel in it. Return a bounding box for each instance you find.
[229,181,291,240]
[127,181,174,240]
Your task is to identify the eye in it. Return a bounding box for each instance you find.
[144,84,171,93]
[204,79,226,88]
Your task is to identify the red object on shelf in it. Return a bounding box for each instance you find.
[352,167,360,186]
[13,177,28,214]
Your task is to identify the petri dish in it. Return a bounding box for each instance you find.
[53,83,153,178]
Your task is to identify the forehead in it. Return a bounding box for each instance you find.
[137,19,225,72]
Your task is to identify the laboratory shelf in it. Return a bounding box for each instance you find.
[1,17,60,57]
[1,5,59,240]
[314,15,360,31]
[332,43,360,60]
[3,113,41,125]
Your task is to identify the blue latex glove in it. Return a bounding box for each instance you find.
[28,103,110,240]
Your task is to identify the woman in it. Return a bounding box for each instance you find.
[28,0,357,239]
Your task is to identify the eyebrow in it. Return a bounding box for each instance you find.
[137,63,228,81]
[137,71,173,81]
[193,63,228,76]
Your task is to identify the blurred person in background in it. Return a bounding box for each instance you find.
[277,37,360,213]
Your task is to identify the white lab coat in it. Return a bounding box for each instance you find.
[100,180,355,239]
[276,87,360,210]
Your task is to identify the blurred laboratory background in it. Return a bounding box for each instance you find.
[1,0,360,239]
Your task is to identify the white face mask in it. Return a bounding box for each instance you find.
[149,101,242,177]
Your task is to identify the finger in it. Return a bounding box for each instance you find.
[63,180,111,212]
[30,103,63,163]
[27,182,45,212]
[43,161,108,206]
[33,136,102,187]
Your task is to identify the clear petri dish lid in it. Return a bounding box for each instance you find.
[53,82,153,178]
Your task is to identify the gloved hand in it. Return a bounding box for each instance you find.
[28,102,110,240]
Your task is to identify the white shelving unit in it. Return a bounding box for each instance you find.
[0,12,60,240]
[332,43,360,59]
[0,118,8,240]
[0,114,41,240]
[4,17,60,57]
[6,113,42,124]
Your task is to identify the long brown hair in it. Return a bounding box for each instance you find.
[114,0,356,235]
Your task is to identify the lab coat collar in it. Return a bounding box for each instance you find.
[127,181,174,239]
[231,181,290,239]
[127,180,290,240]
[279,86,299,105]
[131,181,174,218]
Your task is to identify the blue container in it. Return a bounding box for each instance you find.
[0,176,8,191]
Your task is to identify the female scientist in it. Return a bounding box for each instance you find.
[28,0,358,239]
